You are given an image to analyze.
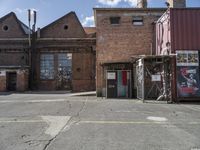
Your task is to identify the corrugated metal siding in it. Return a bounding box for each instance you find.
[171,8,200,52]
[156,8,200,102]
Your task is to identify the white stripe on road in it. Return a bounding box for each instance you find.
[0,99,67,103]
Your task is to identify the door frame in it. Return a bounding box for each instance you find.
[106,70,132,99]
[6,71,17,91]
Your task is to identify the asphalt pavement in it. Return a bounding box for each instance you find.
[0,93,200,150]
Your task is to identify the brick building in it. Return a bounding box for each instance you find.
[94,1,166,98]
[0,12,29,92]
[34,12,96,92]
[0,11,96,92]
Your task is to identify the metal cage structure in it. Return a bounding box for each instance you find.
[136,55,172,102]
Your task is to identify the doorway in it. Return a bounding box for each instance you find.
[106,70,132,98]
[57,53,72,90]
[7,72,17,91]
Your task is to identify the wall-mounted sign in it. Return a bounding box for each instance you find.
[177,66,200,97]
[176,51,199,66]
[152,75,161,81]
[176,50,200,97]
[107,72,116,80]
[0,71,6,76]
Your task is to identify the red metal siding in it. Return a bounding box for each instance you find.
[171,8,200,52]
[156,8,200,102]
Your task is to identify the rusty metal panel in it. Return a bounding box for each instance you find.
[170,8,200,52]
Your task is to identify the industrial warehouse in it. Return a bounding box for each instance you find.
[0,0,200,102]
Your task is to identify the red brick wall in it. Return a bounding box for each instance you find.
[72,52,95,91]
[0,52,27,66]
[40,12,86,38]
[36,51,96,92]
[0,69,29,92]
[16,70,29,92]
[0,13,26,38]
[95,9,166,96]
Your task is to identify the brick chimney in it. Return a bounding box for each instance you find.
[137,0,147,8]
[167,0,186,8]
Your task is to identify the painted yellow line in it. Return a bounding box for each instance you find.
[0,120,44,123]
[80,120,200,125]
[80,121,166,124]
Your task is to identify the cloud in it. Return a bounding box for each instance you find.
[97,0,122,6]
[124,0,137,6]
[15,8,26,14]
[82,16,95,27]
[97,0,146,7]
[15,8,38,15]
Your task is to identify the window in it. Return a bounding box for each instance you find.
[2,25,9,31]
[110,17,120,25]
[132,16,143,26]
[58,53,72,80]
[40,54,54,79]
[64,25,68,30]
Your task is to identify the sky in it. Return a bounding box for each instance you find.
[0,0,200,28]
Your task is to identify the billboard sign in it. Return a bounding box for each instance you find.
[176,51,200,97]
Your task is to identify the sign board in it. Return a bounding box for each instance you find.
[177,66,200,97]
[176,51,199,66]
[107,72,116,80]
[152,75,161,81]
[0,71,6,76]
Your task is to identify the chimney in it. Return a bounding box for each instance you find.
[167,0,186,8]
[137,0,147,8]
[37,28,40,38]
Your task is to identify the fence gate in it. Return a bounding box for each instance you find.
[136,59,144,100]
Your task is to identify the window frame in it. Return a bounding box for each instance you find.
[110,17,121,25]
[40,54,55,80]
[132,16,144,26]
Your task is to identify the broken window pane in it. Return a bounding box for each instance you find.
[58,53,72,81]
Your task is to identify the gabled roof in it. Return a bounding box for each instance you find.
[84,27,96,38]
[84,27,96,34]
[0,12,31,35]
[41,11,86,35]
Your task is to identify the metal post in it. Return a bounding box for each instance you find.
[28,9,31,47]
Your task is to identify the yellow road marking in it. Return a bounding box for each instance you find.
[80,120,200,125]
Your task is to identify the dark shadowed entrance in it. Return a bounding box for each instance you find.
[7,72,17,91]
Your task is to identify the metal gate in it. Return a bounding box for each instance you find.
[136,59,144,100]
[136,56,172,102]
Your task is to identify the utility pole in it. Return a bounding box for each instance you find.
[28,9,37,90]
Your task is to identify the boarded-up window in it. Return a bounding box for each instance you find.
[40,54,54,79]
[110,17,120,25]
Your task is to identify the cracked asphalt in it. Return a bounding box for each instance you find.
[0,93,200,150]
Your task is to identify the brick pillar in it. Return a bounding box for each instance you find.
[0,71,7,92]
[16,69,29,92]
